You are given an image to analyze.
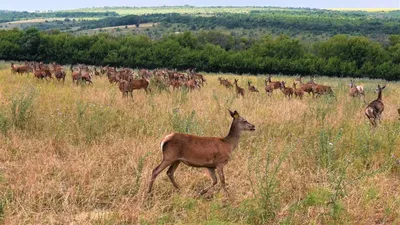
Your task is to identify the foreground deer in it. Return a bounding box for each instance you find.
[148,110,255,195]
[365,85,386,127]
[234,79,245,97]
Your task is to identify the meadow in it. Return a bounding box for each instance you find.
[0,65,399,224]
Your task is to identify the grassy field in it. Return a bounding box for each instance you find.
[75,23,158,36]
[0,67,399,224]
[0,17,99,30]
[68,6,308,15]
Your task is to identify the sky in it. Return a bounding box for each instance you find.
[0,0,399,11]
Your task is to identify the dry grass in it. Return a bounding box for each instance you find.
[0,68,399,224]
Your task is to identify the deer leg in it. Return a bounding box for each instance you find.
[166,161,181,190]
[216,166,229,195]
[200,168,218,195]
[148,160,174,193]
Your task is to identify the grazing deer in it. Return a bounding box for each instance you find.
[293,82,304,99]
[264,79,273,97]
[148,110,255,195]
[365,85,386,127]
[248,81,259,93]
[280,81,293,99]
[234,79,245,97]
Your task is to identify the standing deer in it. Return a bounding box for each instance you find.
[295,76,313,96]
[147,110,255,195]
[365,85,386,127]
[311,82,334,98]
[293,82,304,99]
[280,81,294,99]
[234,79,245,97]
[248,81,259,93]
[264,79,273,97]
[267,75,282,90]
[349,80,365,102]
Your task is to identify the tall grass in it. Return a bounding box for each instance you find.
[0,70,399,224]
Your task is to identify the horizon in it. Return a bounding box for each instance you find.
[1,0,399,12]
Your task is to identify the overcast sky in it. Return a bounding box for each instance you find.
[1,0,399,11]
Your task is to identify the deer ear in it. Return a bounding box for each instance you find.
[382,85,386,89]
[233,110,240,118]
[228,109,234,118]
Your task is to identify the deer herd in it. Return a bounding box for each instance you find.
[8,61,399,195]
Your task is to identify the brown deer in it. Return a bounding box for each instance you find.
[264,79,273,97]
[295,76,313,96]
[293,82,304,99]
[267,74,282,90]
[147,110,255,195]
[32,66,46,80]
[131,75,150,93]
[365,85,386,127]
[119,78,134,98]
[11,63,29,75]
[234,79,245,97]
[349,79,365,102]
[280,81,293,99]
[311,82,334,98]
[218,77,233,89]
[248,81,259,93]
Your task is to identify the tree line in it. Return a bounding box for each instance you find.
[0,28,399,80]
[0,10,119,23]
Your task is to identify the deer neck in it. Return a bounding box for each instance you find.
[377,89,382,101]
[223,121,242,151]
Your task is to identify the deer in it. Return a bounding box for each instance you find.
[248,81,259,93]
[280,81,294,99]
[218,78,233,89]
[264,79,273,97]
[119,77,134,98]
[11,63,29,75]
[349,79,365,102]
[147,110,255,195]
[131,75,150,93]
[32,65,46,80]
[295,76,313,96]
[311,82,334,98]
[234,79,245,97]
[365,85,386,127]
[267,74,282,90]
[293,82,304,99]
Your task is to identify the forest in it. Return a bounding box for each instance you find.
[1,28,400,80]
